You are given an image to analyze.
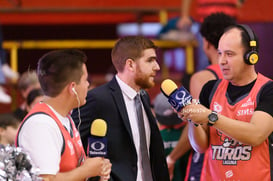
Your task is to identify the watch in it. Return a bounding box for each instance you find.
[208,111,218,126]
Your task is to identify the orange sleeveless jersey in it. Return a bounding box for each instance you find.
[206,64,223,80]
[16,103,86,173]
[203,73,272,180]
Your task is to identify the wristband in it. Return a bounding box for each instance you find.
[166,155,175,164]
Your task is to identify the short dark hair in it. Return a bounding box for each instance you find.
[200,12,236,49]
[37,49,87,97]
[0,114,20,129]
[26,88,44,106]
[111,36,157,72]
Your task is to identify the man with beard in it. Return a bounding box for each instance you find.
[72,36,170,181]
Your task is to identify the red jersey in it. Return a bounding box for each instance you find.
[206,64,223,79]
[203,73,272,180]
[16,103,86,173]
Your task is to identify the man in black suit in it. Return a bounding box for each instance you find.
[72,36,170,181]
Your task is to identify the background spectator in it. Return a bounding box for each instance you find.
[154,92,190,181]
[13,70,40,120]
[0,113,20,147]
[26,88,44,112]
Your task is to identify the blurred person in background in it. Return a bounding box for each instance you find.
[176,0,245,71]
[154,92,190,181]
[0,113,20,148]
[177,0,243,29]
[26,88,44,112]
[13,70,40,120]
[0,25,19,104]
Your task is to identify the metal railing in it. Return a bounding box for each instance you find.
[3,39,197,76]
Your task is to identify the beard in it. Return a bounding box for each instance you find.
[134,70,155,89]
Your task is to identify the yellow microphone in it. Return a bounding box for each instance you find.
[160,79,192,112]
[88,119,107,157]
[161,79,178,97]
[90,119,107,137]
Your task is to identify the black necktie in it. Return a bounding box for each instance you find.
[134,93,153,181]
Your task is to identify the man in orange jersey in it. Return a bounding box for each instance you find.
[179,24,273,180]
[167,13,236,181]
[16,49,111,181]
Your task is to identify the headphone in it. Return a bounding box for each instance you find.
[237,24,259,65]
[72,87,82,133]
[72,87,78,95]
[72,87,81,107]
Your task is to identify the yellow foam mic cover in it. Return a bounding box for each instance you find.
[161,79,178,97]
[90,119,107,137]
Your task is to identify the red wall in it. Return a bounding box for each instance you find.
[0,0,272,24]
[236,0,273,22]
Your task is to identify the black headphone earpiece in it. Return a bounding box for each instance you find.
[238,24,259,65]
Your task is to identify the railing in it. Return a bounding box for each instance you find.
[3,39,197,77]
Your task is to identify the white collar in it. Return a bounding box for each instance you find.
[115,75,137,100]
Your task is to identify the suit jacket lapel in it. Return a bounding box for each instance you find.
[108,77,134,140]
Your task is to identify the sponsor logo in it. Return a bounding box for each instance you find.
[237,108,254,116]
[88,137,107,157]
[169,87,192,111]
[89,151,107,155]
[213,102,222,113]
[241,98,254,107]
[225,170,234,178]
[89,141,107,156]
[90,141,105,151]
[237,98,255,116]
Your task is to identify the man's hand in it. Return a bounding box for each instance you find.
[179,104,211,125]
[166,155,175,180]
[176,16,192,30]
